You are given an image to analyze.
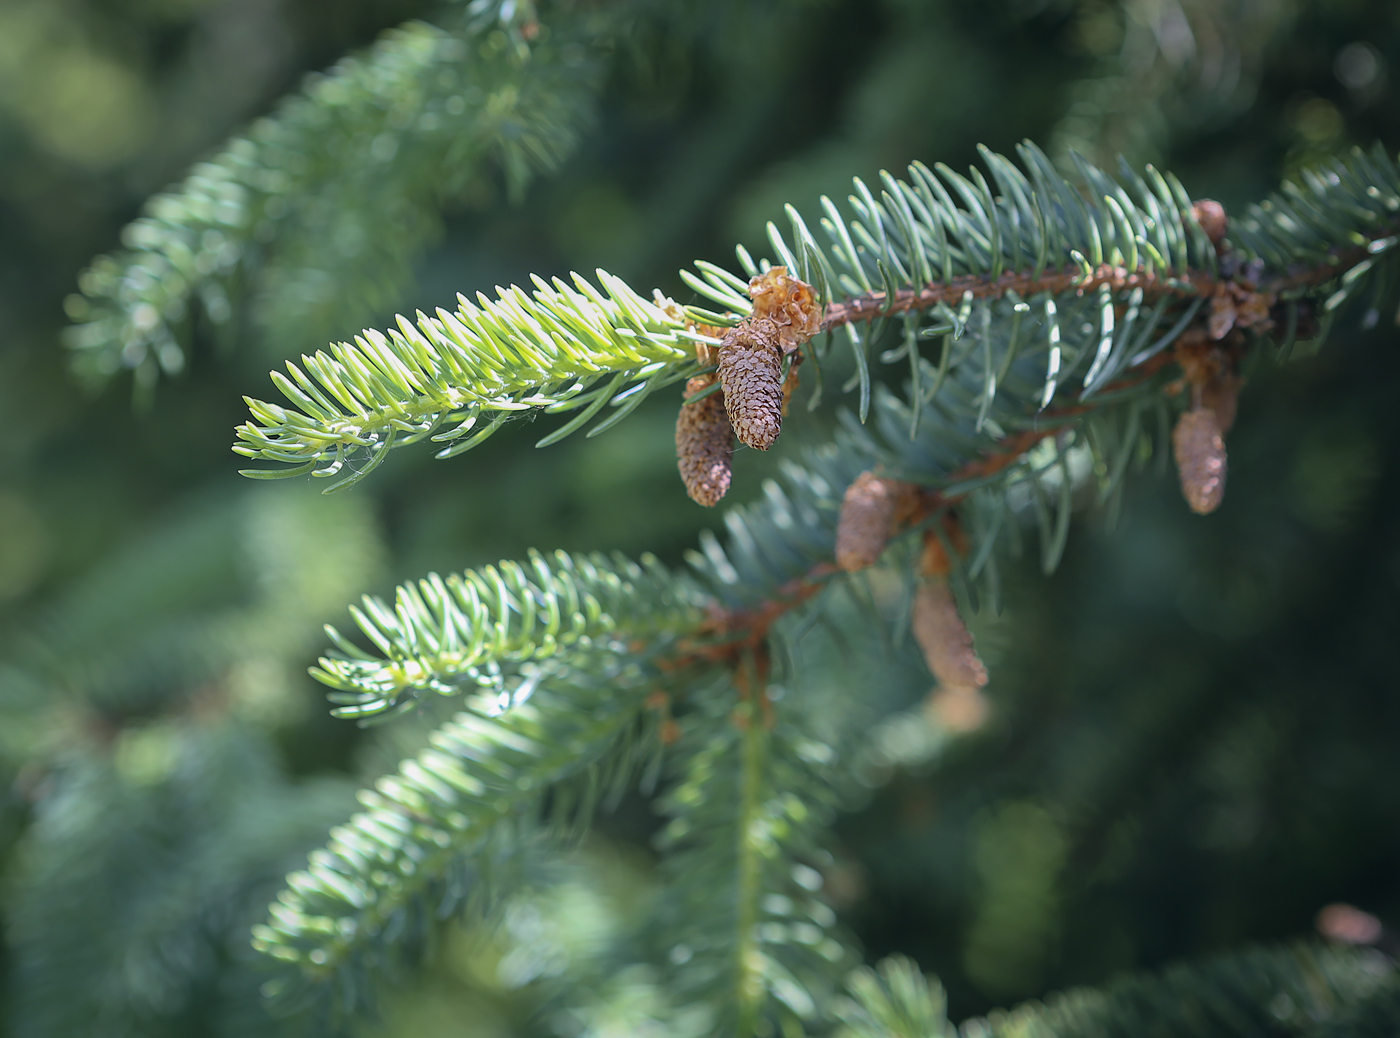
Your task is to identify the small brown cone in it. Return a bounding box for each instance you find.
[676,376,734,507]
[718,321,785,450]
[911,579,988,693]
[835,472,917,571]
[1173,407,1227,514]
[1192,199,1228,246]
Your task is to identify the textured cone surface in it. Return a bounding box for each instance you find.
[1173,407,1227,514]
[676,376,733,506]
[718,323,784,450]
[748,266,822,350]
[911,580,988,692]
[837,472,914,571]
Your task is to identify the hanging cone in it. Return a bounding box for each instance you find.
[1172,407,1227,514]
[835,472,918,572]
[676,375,734,507]
[715,267,822,451]
[718,322,785,450]
[911,578,988,693]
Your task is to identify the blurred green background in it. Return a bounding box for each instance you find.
[2,0,1399,1034]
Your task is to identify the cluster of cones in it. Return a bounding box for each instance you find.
[665,199,1283,722]
[670,267,821,507]
[836,472,990,732]
[1169,199,1264,515]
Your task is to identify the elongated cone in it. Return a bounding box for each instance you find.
[1173,407,1227,514]
[676,376,733,506]
[836,472,917,571]
[718,322,785,450]
[911,579,988,692]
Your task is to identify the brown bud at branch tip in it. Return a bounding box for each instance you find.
[1173,407,1227,514]
[676,376,734,507]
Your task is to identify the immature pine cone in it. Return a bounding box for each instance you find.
[1173,407,1227,514]
[718,322,785,450]
[676,376,734,506]
[836,472,918,571]
[911,579,988,693]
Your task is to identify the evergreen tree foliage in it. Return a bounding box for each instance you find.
[4,1,1400,1037]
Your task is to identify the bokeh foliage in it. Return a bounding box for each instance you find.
[1,0,1400,1035]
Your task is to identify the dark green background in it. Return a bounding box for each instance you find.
[2,0,1399,1033]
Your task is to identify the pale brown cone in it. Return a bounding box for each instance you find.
[911,579,988,692]
[718,321,785,450]
[676,376,734,507]
[1173,407,1227,514]
[835,472,918,571]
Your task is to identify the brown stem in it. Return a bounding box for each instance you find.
[677,349,1179,662]
[819,242,1378,332]
[684,225,1390,669]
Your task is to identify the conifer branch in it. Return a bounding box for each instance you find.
[246,138,1400,1028]
[835,945,1396,1038]
[66,1,604,392]
[253,665,670,1015]
[313,548,706,720]
[233,271,710,489]
[655,664,853,1035]
[232,142,1400,488]
[979,943,1396,1038]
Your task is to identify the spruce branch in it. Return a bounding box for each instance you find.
[978,943,1396,1038]
[232,143,1399,492]
[233,271,711,490]
[66,1,604,393]
[313,549,707,720]
[244,140,1400,1031]
[835,945,1397,1038]
[253,662,673,1016]
[655,659,853,1036]
[834,956,951,1038]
